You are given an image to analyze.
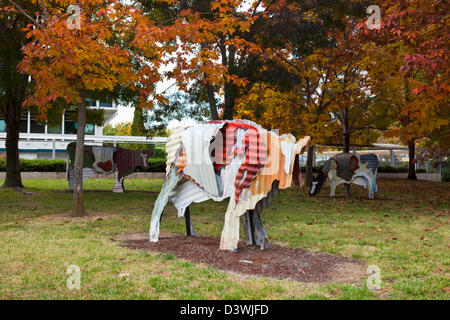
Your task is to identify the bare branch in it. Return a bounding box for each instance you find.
[7,0,43,28]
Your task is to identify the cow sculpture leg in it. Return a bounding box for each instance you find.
[149,171,180,242]
[184,206,197,237]
[113,172,125,193]
[242,181,278,250]
[243,210,269,250]
[329,176,337,197]
[345,184,352,196]
[367,178,375,199]
[220,199,242,252]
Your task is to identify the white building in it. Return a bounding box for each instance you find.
[0,100,118,160]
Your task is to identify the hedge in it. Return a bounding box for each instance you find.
[0,159,66,172]
[146,158,166,172]
[0,158,167,173]
[0,159,435,175]
[442,167,450,182]
[378,166,426,173]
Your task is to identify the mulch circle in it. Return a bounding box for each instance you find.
[120,233,366,283]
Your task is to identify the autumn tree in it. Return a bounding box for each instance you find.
[237,3,377,184]
[103,122,132,136]
[323,26,388,154]
[362,0,449,179]
[0,0,41,188]
[141,0,368,122]
[19,0,161,216]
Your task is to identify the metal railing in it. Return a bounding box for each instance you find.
[0,132,168,144]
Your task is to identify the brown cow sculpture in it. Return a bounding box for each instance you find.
[149,120,310,252]
[66,142,152,192]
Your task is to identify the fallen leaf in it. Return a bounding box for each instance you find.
[424,225,440,231]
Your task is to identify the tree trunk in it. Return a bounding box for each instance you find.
[221,45,236,120]
[407,139,417,180]
[305,145,314,186]
[343,131,350,153]
[72,92,88,217]
[206,83,219,120]
[343,107,350,153]
[222,81,236,120]
[1,102,23,189]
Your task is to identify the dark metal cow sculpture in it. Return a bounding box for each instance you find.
[66,142,152,192]
[309,153,379,199]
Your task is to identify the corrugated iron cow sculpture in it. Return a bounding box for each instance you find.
[149,120,310,252]
[66,142,152,192]
[309,153,379,199]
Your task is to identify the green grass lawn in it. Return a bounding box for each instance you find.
[0,177,448,299]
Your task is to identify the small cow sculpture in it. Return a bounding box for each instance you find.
[149,120,310,252]
[309,153,379,199]
[66,142,152,192]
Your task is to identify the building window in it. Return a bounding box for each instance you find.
[86,98,97,107]
[30,113,45,133]
[99,99,113,108]
[0,119,5,132]
[85,124,95,135]
[64,110,94,135]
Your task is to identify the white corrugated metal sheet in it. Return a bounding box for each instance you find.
[169,180,211,217]
[68,168,95,190]
[181,123,225,197]
[165,125,188,175]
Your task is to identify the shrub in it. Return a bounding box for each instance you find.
[442,167,450,182]
[0,158,167,173]
[0,159,66,172]
[147,158,166,172]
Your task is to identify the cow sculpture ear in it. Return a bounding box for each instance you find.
[295,136,311,154]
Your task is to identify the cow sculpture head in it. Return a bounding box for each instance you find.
[139,151,150,170]
[309,170,327,196]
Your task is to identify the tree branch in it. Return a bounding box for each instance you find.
[7,0,43,28]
